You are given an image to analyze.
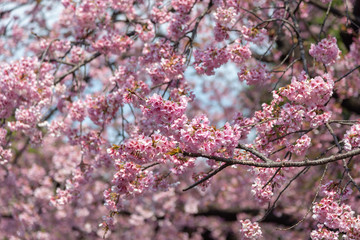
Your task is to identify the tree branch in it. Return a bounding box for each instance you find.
[182,148,360,168]
[237,143,274,163]
[183,163,232,191]
[54,52,101,85]
[308,0,360,28]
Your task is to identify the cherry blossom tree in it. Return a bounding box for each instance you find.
[1,0,360,239]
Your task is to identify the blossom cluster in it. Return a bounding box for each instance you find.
[87,94,121,126]
[286,134,312,156]
[240,26,268,45]
[109,65,150,104]
[111,162,154,196]
[135,20,155,42]
[0,57,53,119]
[214,6,237,26]
[151,7,171,24]
[104,133,179,213]
[193,46,229,75]
[69,46,85,63]
[72,0,109,34]
[309,36,341,65]
[311,182,360,239]
[1,57,54,144]
[168,13,189,40]
[160,54,186,79]
[141,40,174,65]
[142,41,186,87]
[238,64,269,85]
[228,43,252,65]
[110,0,135,14]
[92,34,134,55]
[310,224,339,240]
[108,133,175,165]
[141,94,188,126]
[8,105,42,132]
[239,219,263,240]
[0,128,11,165]
[279,72,334,107]
[193,42,253,76]
[178,115,242,157]
[252,71,334,157]
[250,161,286,204]
[103,162,152,212]
[69,101,86,122]
[343,124,360,151]
[171,0,196,13]
[39,39,71,58]
[3,0,360,239]
[214,23,230,41]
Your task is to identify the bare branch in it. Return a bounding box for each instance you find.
[54,52,101,85]
[182,148,360,168]
[335,64,360,83]
[237,143,274,163]
[308,0,360,28]
[183,163,232,191]
[259,166,309,222]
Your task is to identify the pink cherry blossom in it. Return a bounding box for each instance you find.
[193,46,229,75]
[2,1,360,239]
[239,219,263,240]
[343,124,360,151]
[309,36,341,65]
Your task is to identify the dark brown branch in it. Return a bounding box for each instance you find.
[342,158,360,193]
[318,0,333,39]
[335,64,360,83]
[279,164,329,231]
[12,138,30,165]
[54,52,101,85]
[269,129,312,143]
[142,162,160,171]
[289,11,309,75]
[308,0,360,27]
[182,148,360,168]
[183,163,232,191]
[262,167,282,189]
[260,167,309,222]
[38,39,59,75]
[329,120,359,125]
[325,122,342,152]
[237,143,274,163]
[45,59,76,66]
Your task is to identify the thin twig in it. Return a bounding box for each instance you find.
[262,167,282,189]
[308,0,360,28]
[142,162,160,171]
[325,122,342,152]
[278,163,329,230]
[54,52,101,84]
[260,166,309,222]
[342,158,360,193]
[183,163,231,191]
[319,0,333,39]
[334,64,360,83]
[289,11,309,75]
